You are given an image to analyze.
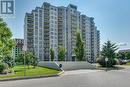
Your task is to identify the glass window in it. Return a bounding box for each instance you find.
[51,7,53,10]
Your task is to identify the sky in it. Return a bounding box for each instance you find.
[4,0,130,49]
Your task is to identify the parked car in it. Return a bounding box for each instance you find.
[118,59,128,65]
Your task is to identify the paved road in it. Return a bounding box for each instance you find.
[1,68,130,87]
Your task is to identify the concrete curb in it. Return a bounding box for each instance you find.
[0,71,64,82]
[58,70,64,75]
[95,65,128,71]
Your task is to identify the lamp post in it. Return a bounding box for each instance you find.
[24,51,26,77]
[105,57,108,72]
[23,45,27,77]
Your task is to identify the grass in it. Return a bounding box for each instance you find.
[0,65,60,80]
[126,62,130,65]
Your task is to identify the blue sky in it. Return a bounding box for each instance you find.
[4,0,130,49]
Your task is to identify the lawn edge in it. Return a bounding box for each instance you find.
[0,70,64,82]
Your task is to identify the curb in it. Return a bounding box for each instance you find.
[95,66,126,71]
[0,71,64,82]
[58,70,64,75]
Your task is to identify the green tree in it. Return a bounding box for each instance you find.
[58,46,66,61]
[125,52,130,59]
[116,52,126,59]
[16,53,24,65]
[115,53,121,59]
[31,54,38,68]
[98,40,118,67]
[0,18,15,61]
[25,52,32,69]
[50,48,54,61]
[74,29,85,61]
[16,52,38,68]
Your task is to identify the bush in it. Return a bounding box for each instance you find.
[2,56,14,68]
[2,69,8,74]
[0,62,8,73]
[2,68,13,74]
[97,58,117,67]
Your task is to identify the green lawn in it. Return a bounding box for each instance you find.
[126,62,130,65]
[0,65,60,80]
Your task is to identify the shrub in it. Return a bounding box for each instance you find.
[0,62,8,73]
[97,57,117,67]
[2,68,13,74]
[2,56,14,68]
[2,69,8,74]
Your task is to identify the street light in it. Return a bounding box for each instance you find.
[105,57,108,72]
[23,45,27,77]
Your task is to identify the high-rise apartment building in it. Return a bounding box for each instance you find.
[24,3,58,61]
[12,38,24,61]
[80,15,100,62]
[24,2,100,62]
[66,4,81,61]
[43,3,58,61]
[58,6,67,60]
[24,13,34,52]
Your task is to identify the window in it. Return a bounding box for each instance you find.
[51,7,53,10]
[51,11,53,14]
[54,8,56,11]
[51,24,53,27]
[51,20,53,23]
[54,12,56,15]
[55,44,57,47]
[51,36,53,39]
[51,32,53,35]
[51,44,53,48]
[55,21,57,24]
[35,14,38,16]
